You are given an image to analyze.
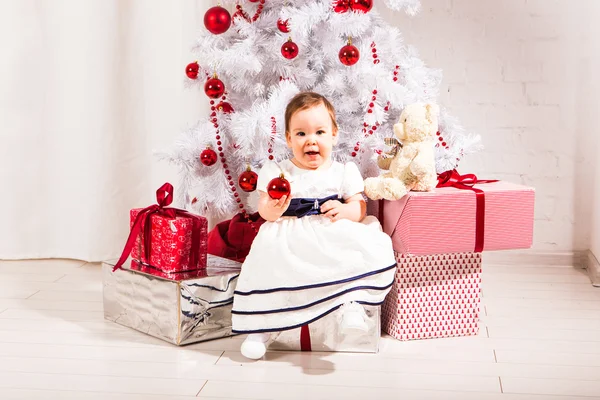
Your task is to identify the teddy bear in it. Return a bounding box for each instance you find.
[364,102,439,201]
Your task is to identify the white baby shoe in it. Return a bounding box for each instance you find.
[339,302,369,333]
[240,332,271,360]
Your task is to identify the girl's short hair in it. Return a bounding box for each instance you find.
[284,92,338,135]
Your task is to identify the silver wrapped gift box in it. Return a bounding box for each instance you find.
[269,305,381,353]
[102,254,241,345]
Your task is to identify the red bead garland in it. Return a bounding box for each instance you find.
[393,64,400,82]
[435,130,449,150]
[352,89,380,158]
[233,0,265,23]
[371,41,380,65]
[268,116,277,161]
[353,55,406,158]
[209,97,258,233]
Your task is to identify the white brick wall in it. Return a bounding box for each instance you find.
[381,0,600,252]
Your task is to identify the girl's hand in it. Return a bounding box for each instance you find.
[320,200,348,222]
[321,194,366,223]
[267,195,292,214]
[258,191,292,222]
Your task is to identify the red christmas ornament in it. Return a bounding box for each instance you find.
[339,39,360,66]
[267,174,291,199]
[281,38,299,59]
[185,61,199,79]
[239,166,258,192]
[350,0,373,12]
[248,0,260,2]
[333,0,351,13]
[216,101,235,114]
[200,147,218,166]
[277,19,290,33]
[205,75,225,99]
[204,6,232,35]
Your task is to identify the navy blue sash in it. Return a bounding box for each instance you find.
[282,194,344,218]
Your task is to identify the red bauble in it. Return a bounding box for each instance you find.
[333,0,351,13]
[185,61,199,79]
[217,101,235,114]
[350,0,373,12]
[281,39,299,59]
[333,0,372,13]
[238,167,258,192]
[267,174,291,199]
[339,44,360,66]
[205,76,225,99]
[204,6,232,35]
[277,19,290,33]
[248,0,260,2]
[200,147,218,166]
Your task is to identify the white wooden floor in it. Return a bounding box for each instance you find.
[0,257,599,399]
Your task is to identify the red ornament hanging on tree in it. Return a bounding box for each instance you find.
[185,61,199,79]
[281,38,299,59]
[238,166,258,192]
[200,147,218,166]
[267,174,291,199]
[205,74,225,99]
[339,38,360,66]
[216,101,235,114]
[333,0,350,13]
[277,19,290,33]
[332,0,373,13]
[350,0,373,12]
[204,6,232,35]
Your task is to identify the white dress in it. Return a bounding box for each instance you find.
[231,159,396,334]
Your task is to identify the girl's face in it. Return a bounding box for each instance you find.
[286,103,338,170]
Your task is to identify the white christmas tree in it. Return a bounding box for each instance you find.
[160,0,482,220]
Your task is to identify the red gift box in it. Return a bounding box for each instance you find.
[381,171,535,255]
[382,252,482,341]
[113,183,208,274]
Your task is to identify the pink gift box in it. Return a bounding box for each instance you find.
[382,252,482,341]
[381,181,535,255]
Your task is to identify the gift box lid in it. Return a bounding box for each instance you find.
[103,254,241,283]
[382,181,535,255]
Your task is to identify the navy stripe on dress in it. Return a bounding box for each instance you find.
[232,281,393,315]
[234,263,397,296]
[231,300,384,334]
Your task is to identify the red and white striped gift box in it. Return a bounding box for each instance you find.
[382,252,482,341]
[381,181,534,256]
